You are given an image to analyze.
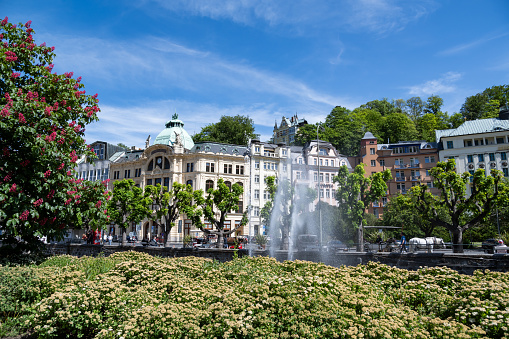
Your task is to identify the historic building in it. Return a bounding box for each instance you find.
[436,106,509,194]
[108,114,249,242]
[272,114,307,145]
[349,132,440,218]
[75,141,127,183]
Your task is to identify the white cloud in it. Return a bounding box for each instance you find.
[438,32,509,56]
[407,72,462,96]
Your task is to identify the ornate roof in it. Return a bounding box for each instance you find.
[153,113,195,149]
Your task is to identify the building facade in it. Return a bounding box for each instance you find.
[436,108,509,194]
[349,132,440,217]
[272,114,307,145]
[75,141,127,183]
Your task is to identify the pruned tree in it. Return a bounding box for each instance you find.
[334,164,392,251]
[107,179,152,246]
[409,159,508,253]
[193,178,247,248]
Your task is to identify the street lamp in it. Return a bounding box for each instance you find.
[316,122,323,249]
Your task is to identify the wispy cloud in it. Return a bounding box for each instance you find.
[147,0,436,35]
[407,72,462,96]
[438,32,509,56]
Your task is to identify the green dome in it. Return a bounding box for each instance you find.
[153,113,195,149]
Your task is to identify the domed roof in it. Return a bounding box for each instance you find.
[153,113,195,149]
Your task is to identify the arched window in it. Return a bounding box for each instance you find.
[164,157,170,169]
[224,181,232,190]
[206,180,214,191]
[147,160,154,171]
[186,180,193,189]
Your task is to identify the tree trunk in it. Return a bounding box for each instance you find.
[163,225,170,248]
[121,228,127,246]
[217,230,225,249]
[452,228,464,253]
[281,225,289,251]
[356,221,364,252]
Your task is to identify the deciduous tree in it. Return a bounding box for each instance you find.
[409,159,508,253]
[0,18,101,254]
[334,164,392,251]
[192,115,258,145]
[107,180,152,246]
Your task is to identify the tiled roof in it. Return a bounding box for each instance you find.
[191,142,248,156]
[436,118,509,141]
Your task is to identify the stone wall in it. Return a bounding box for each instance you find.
[43,244,509,275]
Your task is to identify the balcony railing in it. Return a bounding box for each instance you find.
[396,176,405,182]
[410,175,421,181]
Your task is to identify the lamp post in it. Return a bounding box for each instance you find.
[316,123,323,250]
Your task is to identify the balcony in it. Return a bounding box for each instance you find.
[395,164,406,169]
[410,175,421,181]
[395,176,405,182]
[408,162,420,168]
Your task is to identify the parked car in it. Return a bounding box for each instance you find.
[482,239,501,254]
[326,240,347,252]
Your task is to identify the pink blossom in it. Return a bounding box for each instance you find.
[44,170,51,178]
[19,210,29,221]
[9,183,16,193]
[11,72,20,78]
[40,42,46,47]
[25,20,31,28]
[4,51,17,62]
[20,159,30,167]
[58,163,65,170]
[0,108,10,117]
[95,200,102,208]
[57,138,65,145]
[47,190,55,199]
[44,106,52,116]
[67,170,72,176]
[1,17,7,26]
[33,198,43,207]
[18,113,26,124]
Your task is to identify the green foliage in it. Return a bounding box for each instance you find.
[107,179,152,245]
[408,159,508,252]
[194,178,247,248]
[192,115,259,145]
[0,19,101,254]
[253,234,268,247]
[460,85,509,120]
[334,164,392,250]
[2,253,509,338]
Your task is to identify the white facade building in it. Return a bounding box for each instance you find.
[436,108,509,194]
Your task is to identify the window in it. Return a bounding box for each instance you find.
[319,189,324,198]
[320,159,323,166]
[446,141,454,149]
[90,170,95,181]
[397,183,406,192]
[502,152,507,161]
[474,139,484,146]
[155,156,163,168]
[146,179,153,186]
[206,162,215,172]
[102,169,109,181]
[113,171,120,179]
[382,197,387,206]
[396,171,403,180]
[489,153,495,161]
[224,164,232,174]
[314,158,317,165]
[468,170,475,182]
[326,189,330,198]
[464,140,473,147]
[325,159,329,166]
[314,172,318,182]
[187,163,194,172]
[319,173,323,182]
[425,156,435,163]
[379,159,385,167]
[147,160,154,171]
[253,206,260,217]
[370,148,375,155]
[426,182,435,188]
[263,162,268,170]
[467,155,473,163]
[371,160,376,167]
[124,169,130,179]
[155,178,162,186]
[186,180,193,188]
[296,171,301,179]
[164,177,170,190]
[282,149,287,155]
[164,158,170,169]
[263,190,270,200]
[298,158,303,164]
[497,137,505,144]
[254,175,260,183]
[425,169,430,176]
[374,208,379,218]
[254,190,260,199]
[503,168,509,177]
[283,165,287,172]
[93,144,105,160]
[236,200,244,213]
[255,161,260,169]
[325,173,330,182]
[236,165,244,175]
[206,180,214,191]
[319,148,327,155]
[478,154,484,162]
[255,146,260,153]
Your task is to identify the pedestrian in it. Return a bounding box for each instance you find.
[108,233,113,245]
[103,232,108,245]
[400,232,407,253]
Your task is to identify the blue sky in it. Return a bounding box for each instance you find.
[3,0,509,147]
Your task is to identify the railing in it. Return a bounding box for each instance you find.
[396,176,405,182]
[410,175,421,181]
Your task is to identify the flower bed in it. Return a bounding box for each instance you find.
[1,251,508,338]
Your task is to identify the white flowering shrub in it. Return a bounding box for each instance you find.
[1,252,508,338]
